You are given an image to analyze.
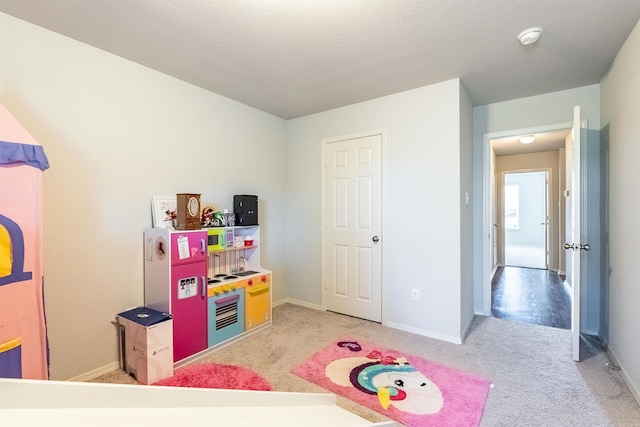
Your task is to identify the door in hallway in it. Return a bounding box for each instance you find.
[322,132,382,322]
[565,106,585,362]
[503,171,548,269]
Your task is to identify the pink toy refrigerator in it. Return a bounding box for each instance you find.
[144,228,208,362]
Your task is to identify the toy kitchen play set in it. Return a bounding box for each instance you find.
[144,195,270,365]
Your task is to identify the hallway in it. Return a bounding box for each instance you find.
[491,266,571,329]
[504,244,546,269]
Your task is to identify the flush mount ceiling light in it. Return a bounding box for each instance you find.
[518,27,543,45]
[520,135,536,144]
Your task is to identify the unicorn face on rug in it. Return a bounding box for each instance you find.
[325,354,444,415]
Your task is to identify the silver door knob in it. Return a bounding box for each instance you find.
[372,235,379,243]
[564,242,590,251]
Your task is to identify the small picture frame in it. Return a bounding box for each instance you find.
[151,196,177,229]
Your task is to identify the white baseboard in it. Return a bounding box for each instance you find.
[272,297,289,308]
[281,299,465,344]
[274,298,323,311]
[460,313,476,343]
[607,347,640,406]
[69,301,318,383]
[385,321,462,345]
[73,299,474,382]
[67,361,121,382]
[69,322,274,381]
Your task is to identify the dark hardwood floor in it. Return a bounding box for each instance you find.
[491,266,571,329]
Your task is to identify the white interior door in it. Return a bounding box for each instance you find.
[565,106,583,362]
[323,133,382,322]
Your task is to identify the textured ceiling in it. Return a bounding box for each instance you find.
[1,1,639,119]
[492,130,570,156]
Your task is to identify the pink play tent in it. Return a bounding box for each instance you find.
[0,102,50,379]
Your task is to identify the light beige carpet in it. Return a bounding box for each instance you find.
[92,303,640,426]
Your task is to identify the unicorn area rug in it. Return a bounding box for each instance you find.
[292,337,491,427]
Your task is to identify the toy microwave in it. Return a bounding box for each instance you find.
[207,228,225,251]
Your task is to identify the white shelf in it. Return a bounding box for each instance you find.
[208,244,257,254]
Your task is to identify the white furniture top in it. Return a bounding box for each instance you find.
[0,378,397,426]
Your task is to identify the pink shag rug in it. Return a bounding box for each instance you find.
[153,362,271,391]
[292,337,491,427]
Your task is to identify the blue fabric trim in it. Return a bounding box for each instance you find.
[0,140,50,171]
[0,272,32,287]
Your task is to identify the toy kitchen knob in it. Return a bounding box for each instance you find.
[261,275,267,282]
[222,285,230,292]
[247,279,253,286]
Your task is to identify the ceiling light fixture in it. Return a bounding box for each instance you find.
[518,27,543,45]
[520,135,536,144]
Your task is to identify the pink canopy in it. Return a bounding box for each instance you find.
[0,102,50,379]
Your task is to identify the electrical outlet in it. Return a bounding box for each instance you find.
[411,288,420,302]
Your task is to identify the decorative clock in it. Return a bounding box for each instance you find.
[176,193,201,230]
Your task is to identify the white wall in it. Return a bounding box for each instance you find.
[5,7,634,389]
[600,20,640,401]
[0,13,287,380]
[459,84,474,337]
[285,79,468,343]
[472,85,600,315]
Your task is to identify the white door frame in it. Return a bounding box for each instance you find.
[482,122,572,315]
[320,128,388,324]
